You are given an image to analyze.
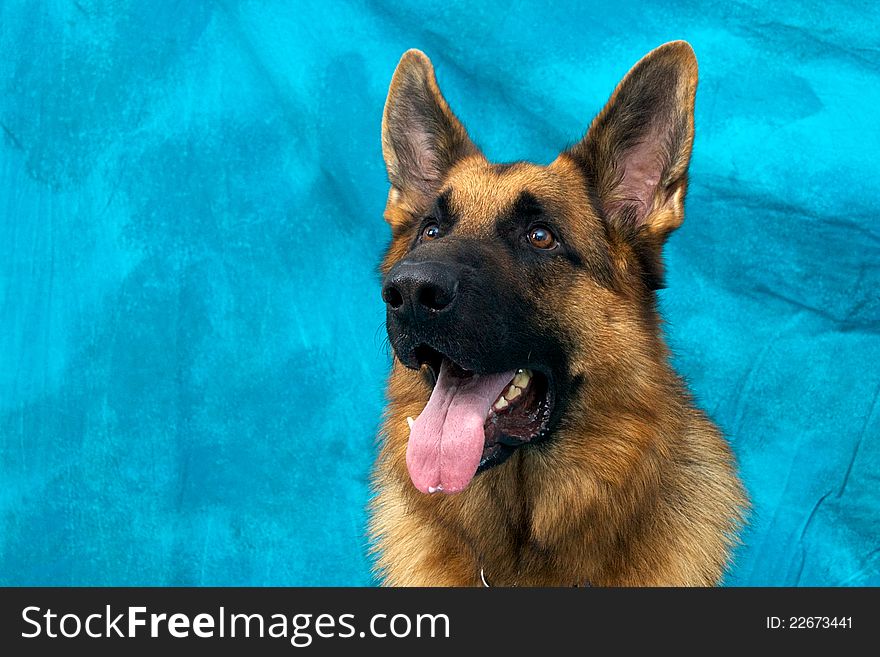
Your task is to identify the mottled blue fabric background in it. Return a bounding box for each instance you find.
[1,0,878,586]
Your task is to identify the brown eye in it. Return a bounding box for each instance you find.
[528,225,557,249]
[422,223,440,241]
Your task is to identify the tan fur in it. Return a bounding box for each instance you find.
[369,43,747,587]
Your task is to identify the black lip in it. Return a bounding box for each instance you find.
[411,342,487,377]
[414,344,449,378]
[477,443,517,473]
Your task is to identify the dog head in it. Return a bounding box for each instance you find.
[379,43,698,494]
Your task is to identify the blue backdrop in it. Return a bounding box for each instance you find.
[1,0,878,586]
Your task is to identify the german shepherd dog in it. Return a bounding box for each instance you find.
[368,42,747,586]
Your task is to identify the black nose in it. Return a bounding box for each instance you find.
[382,261,460,320]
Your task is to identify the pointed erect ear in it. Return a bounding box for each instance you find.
[565,41,698,241]
[382,50,480,213]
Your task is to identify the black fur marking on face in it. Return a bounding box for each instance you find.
[431,190,454,223]
[495,192,583,267]
[384,229,583,472]
[494,191,620,291]
[410,190,458,250]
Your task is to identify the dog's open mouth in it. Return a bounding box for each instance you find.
[405,346,553,495]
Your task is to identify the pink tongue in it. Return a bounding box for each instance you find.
[407,360,516,494]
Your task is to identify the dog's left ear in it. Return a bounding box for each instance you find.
[565,41,698,257]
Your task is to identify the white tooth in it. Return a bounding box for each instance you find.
[506,385,521,400]
[494,397,509,411]
[428,485,443,493]
[407,416,414,430]
[513,369,531,388]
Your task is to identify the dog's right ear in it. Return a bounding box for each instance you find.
[382,50,480,219]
